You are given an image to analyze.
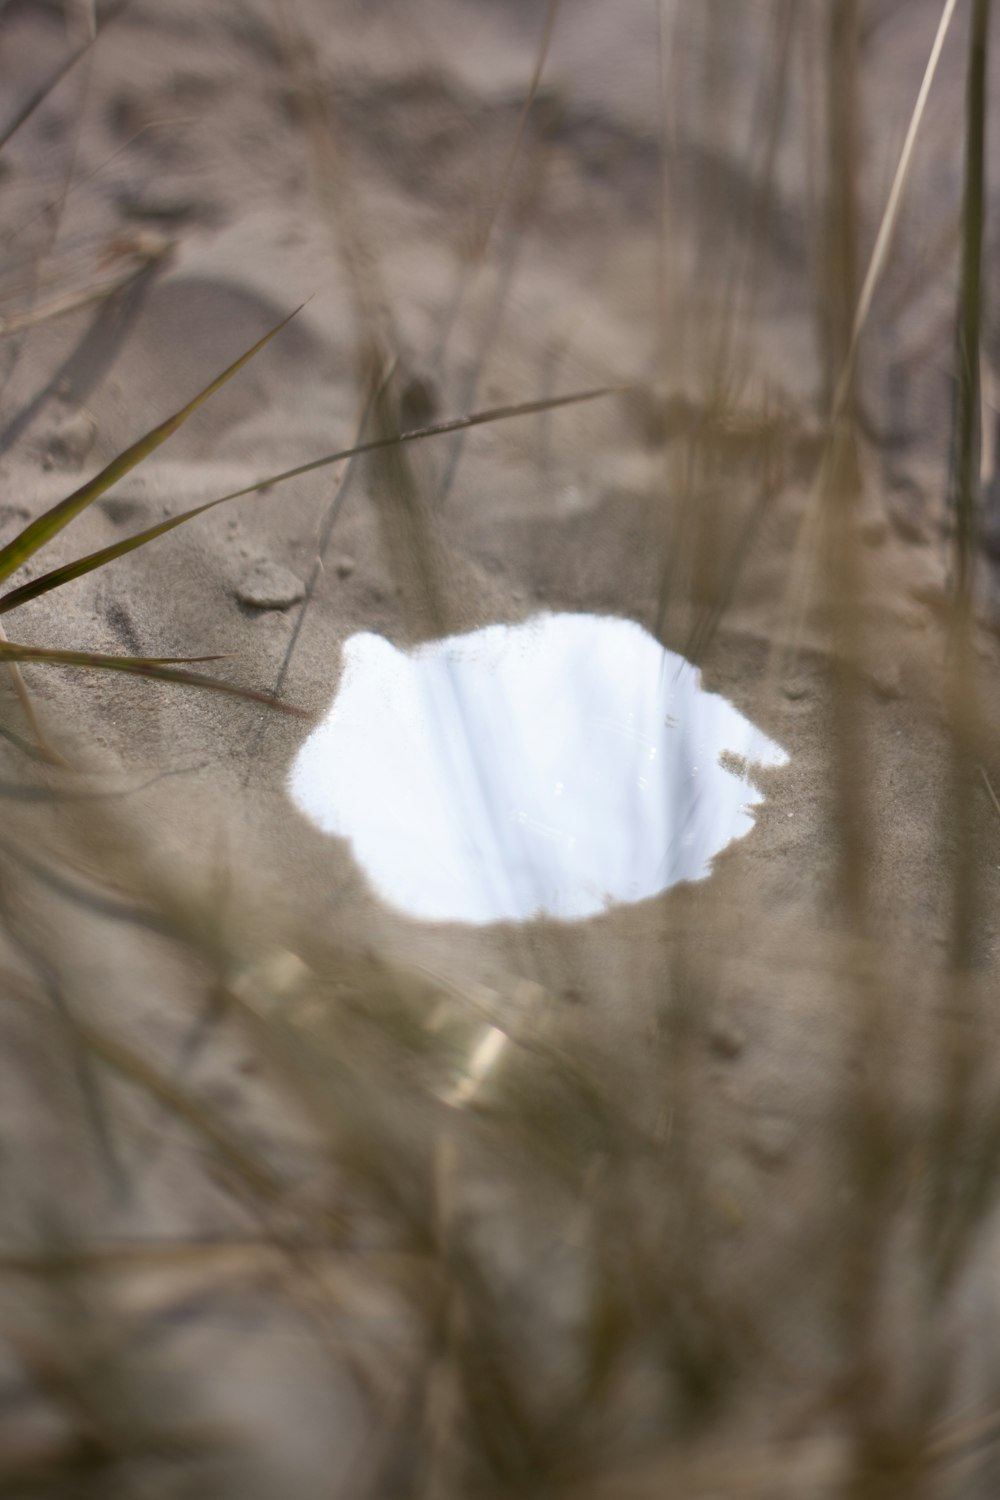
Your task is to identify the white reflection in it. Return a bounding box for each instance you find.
[288,613,788,924]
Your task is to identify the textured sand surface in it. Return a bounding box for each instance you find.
[3,1,1000,1493]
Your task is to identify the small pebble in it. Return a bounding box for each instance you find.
[864,657,903,700]
[745,1114,796,1169]
[399,373,438,429]
[708,1016,745,1059]
[116,189,206,224]
[234,559,305,610]
[46,412,97,470]
[908,578,948,611]
[859,516,889,547]
[782,678,810,701]
[99,496,144,527]
[333,553,356,579]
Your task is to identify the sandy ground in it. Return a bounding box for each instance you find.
[2,0,1000,1494]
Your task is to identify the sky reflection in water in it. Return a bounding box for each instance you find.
[289,613,789,924]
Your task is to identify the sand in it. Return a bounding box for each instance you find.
[2,0,1000,1494]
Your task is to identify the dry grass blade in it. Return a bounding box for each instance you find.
[0,1235,369,1276]
[74,1018,306,1213]
[774,0,959,671]
[0,382,628,614]
[0,832,179,937]
[74,1047,249,1195]
[4,125,192,251]
[950,0,990,607]
[76,1015,355,1248]
[256,358,396,724]
[0,5,120,154]
[230,379,632,489]
[0,233,172,340]
[2,644,224,666]
[0,305,303,587]
[0,774,203,804]
[0,618,69,766]
[473,0,562,262]
[0,641,307,713]
[922,0,993,1300]
[832,0,959,416]
[979,765,1000,823]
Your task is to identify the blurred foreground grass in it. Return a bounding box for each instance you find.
[0,2,999,1497]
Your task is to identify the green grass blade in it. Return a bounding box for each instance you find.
[0,305,303,587]
[0,382,628,613]
[0,500,238,615]
[0,642,306,714]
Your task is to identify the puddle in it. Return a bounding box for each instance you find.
[288,613,789,925]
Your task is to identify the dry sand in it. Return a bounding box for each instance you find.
[2,0,1000,1495]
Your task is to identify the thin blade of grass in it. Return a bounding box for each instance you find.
[832,0,959,416]
[225,378,631,485]
[773,0,959,676]
[257,357,396,723]
[0,831,179,938]
[0,642,306,714]
[75,1018,298,1210]
[979,766,1000,824]
[0,305,303,586]
[473,0,561,262]
[0,382,628,614]
[0,0,132,154]
[0,619,70,766]
[0,235,172,340]
[4,126,193,251]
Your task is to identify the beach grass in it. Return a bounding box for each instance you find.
[0,1,997,1497]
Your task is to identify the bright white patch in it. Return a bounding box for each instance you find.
[288,613,788,924]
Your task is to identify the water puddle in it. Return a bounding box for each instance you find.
[288,613,788,925]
